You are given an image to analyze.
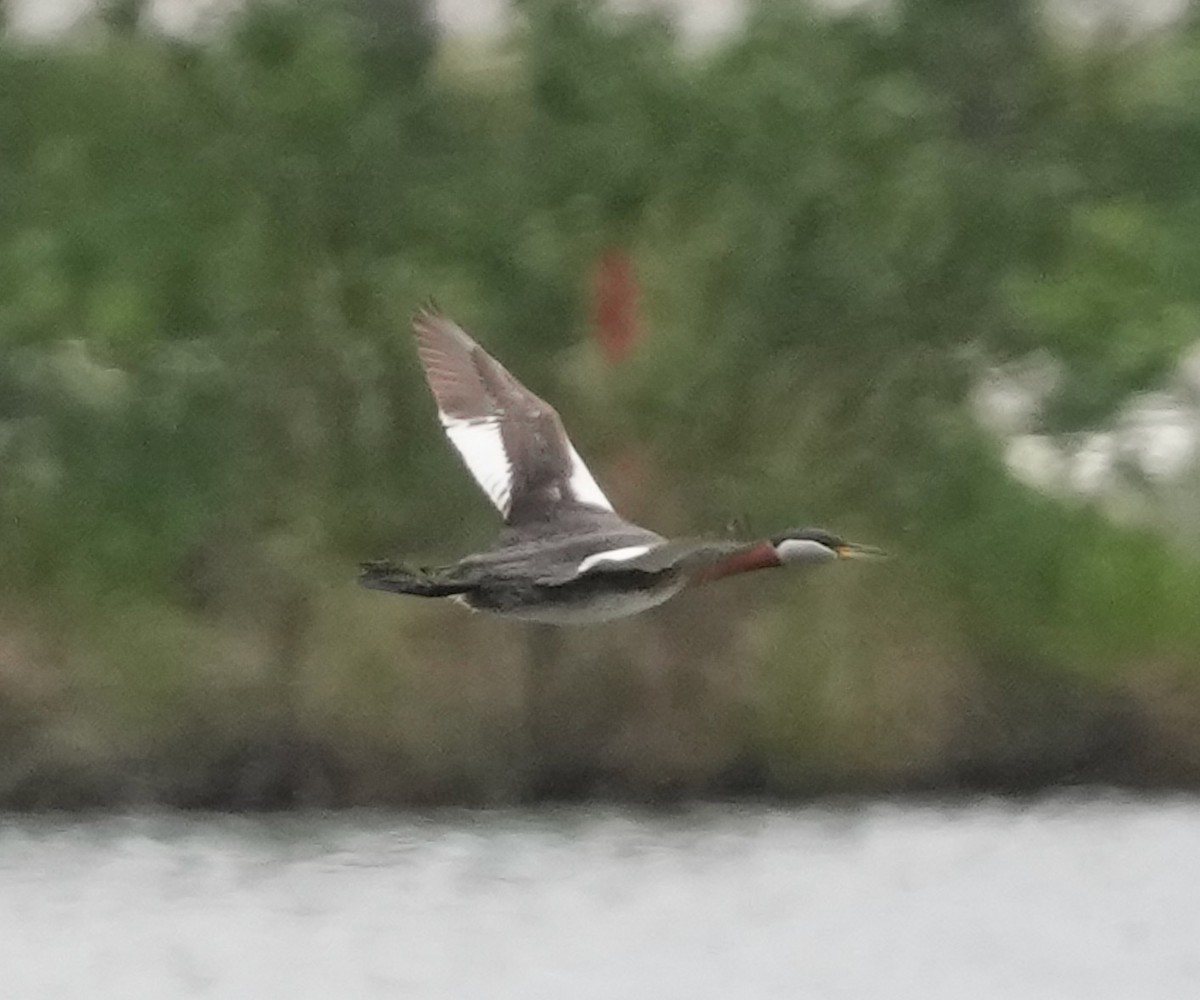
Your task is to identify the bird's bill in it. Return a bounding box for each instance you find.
[835,542,888,560]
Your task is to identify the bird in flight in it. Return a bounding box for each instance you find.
[360,306,883,624]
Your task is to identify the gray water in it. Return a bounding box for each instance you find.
[1,797,1198,1000]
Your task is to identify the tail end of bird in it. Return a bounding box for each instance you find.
[358,560,471,598]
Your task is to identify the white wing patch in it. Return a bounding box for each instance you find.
[577,544,654,574]
[567,443,614,512]
[441,415,513,517]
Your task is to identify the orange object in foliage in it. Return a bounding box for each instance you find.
[592,248,641,366]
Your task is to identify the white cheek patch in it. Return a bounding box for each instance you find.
[567,443,614,512]
[577,544,654,574]
[774,539,835,565]
[442,416,513,517]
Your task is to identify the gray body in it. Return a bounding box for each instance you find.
[448,509,680,623]
[363,506,690,624]
[360,504,769,624]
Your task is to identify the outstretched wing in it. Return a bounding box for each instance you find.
[412,306,613,525]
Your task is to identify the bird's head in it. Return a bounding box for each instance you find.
[769,528,887,566]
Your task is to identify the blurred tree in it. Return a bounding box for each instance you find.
[348,0,437,91]
[1,0,1199,803]
[97,0,149,37]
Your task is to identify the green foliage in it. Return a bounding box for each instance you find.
[1,0,1199,800]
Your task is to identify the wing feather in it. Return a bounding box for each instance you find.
[412,306,614,523]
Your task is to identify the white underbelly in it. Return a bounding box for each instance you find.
[474,579,685,625]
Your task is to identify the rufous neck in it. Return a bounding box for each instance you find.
[690,542,782,585]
